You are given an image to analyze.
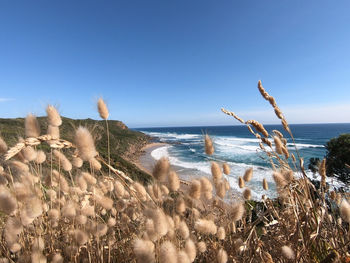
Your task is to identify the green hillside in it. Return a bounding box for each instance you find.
[0,117,153,184]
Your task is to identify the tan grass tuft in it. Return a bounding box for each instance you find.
[159,241,177,263]
[90,157,101,171]
[185,239,196,262]
[231,202,245,222]
[273,136,283,155]
[243,168,253,182]
[97,98,109,120]
[281,245,295,260]
[35,150,46,164]
[217,226,226,240]
[223,163,230,175]
[178,250,191,263]
[246,120,268,137]
[217,248,228,263]
[114,180,125,198]
[216,180,226,199]
[0,136,8,154]
[263,178,269,190]
[243,188,251,200]
[176,197,186,214]
[205,134,214,155]
[53,150,72,171]
[133,238,155,263]
[319,158,326,188]
[0,187,17,215]
[194,219,217,234]
[273,172,288,188]
[197,241,206,253]
[168,170,180,191]
[74,229,89,246]
[189,179,201,199]
[51,254,63,263]
[47,125,60,139]
[82,172,97,185]
[75,127,97,161]
[211,162,222,182]
[72,157,83,168]
[25,114,40,138]
[179,220,190,239]
[46,105,62,126]
[133,182,147,202]
[152,157,170,182]
[22,146,37,161]
[238,176,245,188]
[340,199,350,223]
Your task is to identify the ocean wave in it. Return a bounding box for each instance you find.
[288,143,324,149]
[141,131,201,140]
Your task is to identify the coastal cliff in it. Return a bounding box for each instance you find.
[0,117,153,184]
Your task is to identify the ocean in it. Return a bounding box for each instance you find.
[135,123,350,200]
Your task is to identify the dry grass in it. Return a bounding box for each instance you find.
[0,82,349,262]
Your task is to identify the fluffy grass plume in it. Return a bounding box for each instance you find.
[194,219,217,234]
[243,167,253,182]
[74,126,97,161]
[159,241,177,263]
[205,134,214,155]
[217,248,228,263]
[46,105,62,127]
[168,170,180,191]
[340,199,350,223]
[25,113,40,138]
[152,157,170,182]
[281,245,295,260]
[97,98,109,120]
[211,162,222,182]
[223,163,230,175]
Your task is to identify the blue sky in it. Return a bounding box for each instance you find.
[0,0,349,127]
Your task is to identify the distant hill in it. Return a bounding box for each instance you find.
[0,117,153,184]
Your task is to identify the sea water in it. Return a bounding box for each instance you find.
[135,123,350,199]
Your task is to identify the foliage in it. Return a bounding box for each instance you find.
[326,134,350,183]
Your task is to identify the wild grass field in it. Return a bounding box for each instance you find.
[0,81,349,262]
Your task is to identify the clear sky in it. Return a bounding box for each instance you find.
[0,0,349,128]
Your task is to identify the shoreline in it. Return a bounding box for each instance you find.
[132,142,241,199]
[132,142,166,175]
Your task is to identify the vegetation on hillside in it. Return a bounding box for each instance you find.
[0,116,152,184]
[326,134,350,184]
[0,83,349,262]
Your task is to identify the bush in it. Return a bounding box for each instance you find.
[326,134,350,183]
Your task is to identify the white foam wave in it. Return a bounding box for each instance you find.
[289,143,324,149]
[141,131,201,140]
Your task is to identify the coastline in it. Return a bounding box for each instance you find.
[132,142,241,199]
[132,142,166,175]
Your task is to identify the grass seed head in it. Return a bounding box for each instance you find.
[205,134,214,155]
[281,245,295,260]
[25,114,40,138]
[340,199,350,223]
[168,170,180,191]
[159,241,177,263]
[152,157,170,182]
[217,248,228,263]
[243,168,253,182]
[211,162,222,182]
[75,127,97,161]
[194,219,217,235]
[46,105,62,127]
[97,98,109,120]
[223,163,230,175]
[185,239,196,262]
